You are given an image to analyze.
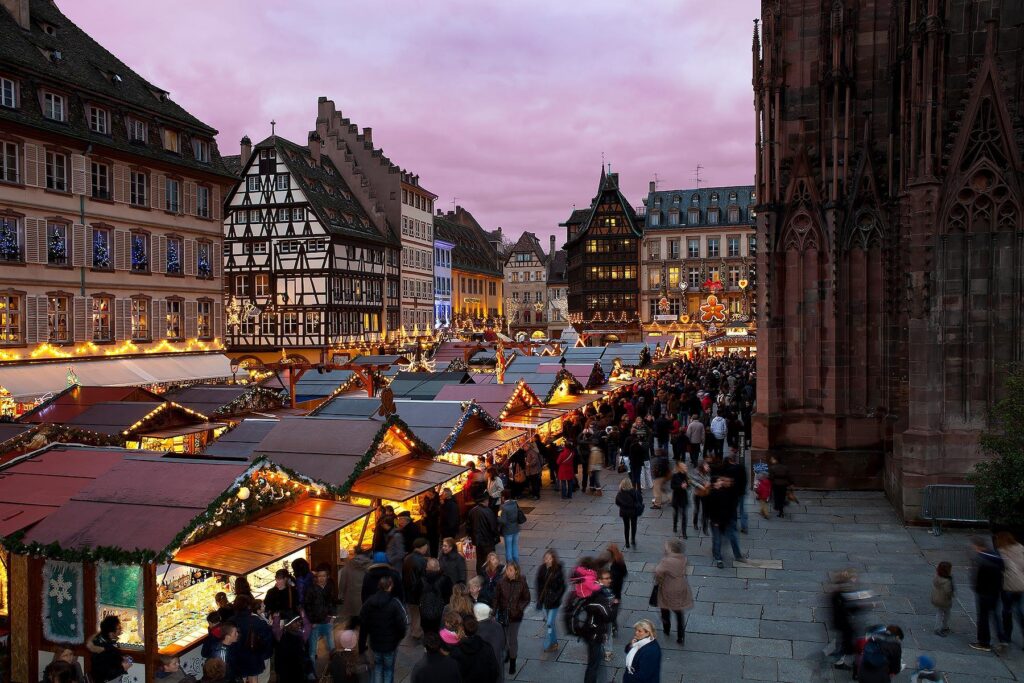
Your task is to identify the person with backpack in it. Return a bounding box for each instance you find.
[857,624,904,683]
[358,576,408,683]
[494,561,531,676]
[227,595,274,683]
[615,478,644,550]
[497,489,524,564]
[534,549,567,652]
[654,538,694,645]
[361,551,404,604]
[467,497,501,576]
[622,619,662,683]
[418,557,453,636]
[507,447,527,499]
[565,565,613,683]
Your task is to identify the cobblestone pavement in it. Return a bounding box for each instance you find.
[388,479,1024,682]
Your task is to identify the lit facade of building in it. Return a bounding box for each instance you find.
[434,206,503,326]
[0,0,234,401]
[503,232,552,337]
[433,237,453,329]
[545,248,569,339]
[641,184,757,352]
[400,175,436,333]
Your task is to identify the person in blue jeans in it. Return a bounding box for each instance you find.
[304,564,336,667]
[707,476,744,568]
[534,549,567,651]
[498,489,522,564]
[359,576,407,683]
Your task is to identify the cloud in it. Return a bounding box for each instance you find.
[61,0,758,242]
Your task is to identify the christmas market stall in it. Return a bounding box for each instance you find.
[254,415,467,555]
[198,419,280,460]
[19,386,226,454]
[163,384,285,421]
[0,422,43,466]
[0,448,366,682]
[386,371,475,401]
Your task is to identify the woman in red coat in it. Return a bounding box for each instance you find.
[557,444,576,500]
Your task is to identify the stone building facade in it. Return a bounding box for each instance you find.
[433,206,503,325]
[753,0,1024,518]
[503,231,552,337]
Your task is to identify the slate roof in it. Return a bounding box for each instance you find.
[0,0,233,178]
[547,249,568,284]
[644,185,756,229]
[241,135,398,246]
[505,232,548,266]
[200,418,280,459]
[434,210,503,277]
[221,154,243,177]
[563,169,644,247]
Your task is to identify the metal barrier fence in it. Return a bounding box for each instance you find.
[922,484,986,535]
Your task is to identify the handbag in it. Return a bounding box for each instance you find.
[495,608,509,626]
[648,584,659,607]
[516,505,527,525]
[617,454,628,473]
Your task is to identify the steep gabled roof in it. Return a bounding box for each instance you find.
[243,136,398,246]
[547,249,568,284]
[434,209,502,277]
[505,232,548,266]
[564,168,643,247]
[0,0,233,178]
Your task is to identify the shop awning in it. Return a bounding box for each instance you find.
[452,427,527,457]
[0,352,233,400]
[140,423,228,439]
[349,459,467,501]
[501,407,567,430]
[173,498,371,575]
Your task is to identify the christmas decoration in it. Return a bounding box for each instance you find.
[166,239,181,274]
[48,226,67,264]
[65,366,79,388]
[92,231,110,269]
[0,386,14,418]
[699,294,728,324]
[586,361,606,389]
[197,243,212,278]
[43,560,83,644]
[130,234,148,271]
[0,221,20,261]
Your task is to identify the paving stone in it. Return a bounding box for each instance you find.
[730,636,794,657]
[758,619,827,643]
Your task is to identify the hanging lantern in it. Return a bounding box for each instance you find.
[236,486,251,501]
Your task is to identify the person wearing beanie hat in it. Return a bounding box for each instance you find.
[474,602,506,682]
[361,552,404,604]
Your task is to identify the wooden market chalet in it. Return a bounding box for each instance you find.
[221,133,401,366]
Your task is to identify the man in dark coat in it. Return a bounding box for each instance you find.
[358,576,408,683]
[361,551,404,603]
[706,476,743,569]
[450,616,498,683]
[411,632,462,683]
[440,487,461,539]
[87,616,129,683]
[403,538,430,640]
[466,498,500,576]
[970,536,1007,652]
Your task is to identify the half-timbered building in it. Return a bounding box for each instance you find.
[222,134,400,365]
[562,168,643,344]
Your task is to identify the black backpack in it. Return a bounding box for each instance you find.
[563,594,603,640]
[419,579,445,622]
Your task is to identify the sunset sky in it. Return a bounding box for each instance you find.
[64,0,759,243]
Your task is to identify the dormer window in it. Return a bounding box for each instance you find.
[710,193,719,204]
[0,78,16,109]
[729,191,738,202]
[88,105,108,134]
[39,22,57,37]
[690,194,699,206]
[688,208,699,224]
[42,91,65,122]
[162,129,180,153]
[192,138,211,163]
[728,207,740,223]
[127,117,147,143]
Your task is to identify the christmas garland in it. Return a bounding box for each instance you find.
[542,369,584,403]
[436,401,501,454]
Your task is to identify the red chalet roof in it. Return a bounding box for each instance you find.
[20,385,163,425]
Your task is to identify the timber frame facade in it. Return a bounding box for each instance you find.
[222,134,400,364]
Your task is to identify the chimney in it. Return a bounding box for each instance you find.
[496,226,502,240]
[1,0,29,31]
[240,135,252,163]
[649,180,656,193]
[550,235,556,257]
[308,131,321,165]
[363,127,372,144]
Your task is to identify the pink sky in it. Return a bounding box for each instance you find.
[64,0,759,243]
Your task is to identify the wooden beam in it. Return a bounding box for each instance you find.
[143,562,158,683]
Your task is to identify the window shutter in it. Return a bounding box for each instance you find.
[86,298,96,341]
[184,239,196,276]
[73,296,87,342]
[23,143,42,187]
[185,300,198,338]
[214,300,224,340]
[151,173,165,210]
[71,223,86,267]
[23,218,40,264]
[112,164,126,202]
[114,229,129,270]
[212,185,222,221]
[70,154,87,195]
[153,299,167,339]
[152,235,166,274]
[184,181,197,215]
[85,225,94,267]
[24,296,39,343]
[35,295,48,343]
[212,241,222,278]
[115,298,129,340]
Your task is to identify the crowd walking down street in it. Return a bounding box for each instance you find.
[106,356,1024,683]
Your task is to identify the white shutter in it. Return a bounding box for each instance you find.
[115,298,129,340]
[70,154,87,195]
[151,173,165,210]
[212,241,222,279]
[86,297,96,341]
[154,299,168,339]
[85,225,94,268]
[35,295,48,343]
[24,296,39,343]
[184,239,196,276]
[212,185,222,221]
[184,181,197,216]
[73,296,87,342]
[184,300,198,339]
[213,299,224,340]
[71,223,86,267]
[112,164,126,202]
[23,143,42,187]
[23,218,40,264]
[151,235,166,274]
[114,229,129,270]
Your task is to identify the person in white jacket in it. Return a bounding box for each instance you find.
[996,531,1024,645]
[709,413,728,460]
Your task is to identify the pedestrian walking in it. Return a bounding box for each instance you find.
[615,478,643,550]
[358,576,408,683]
[653,539,693,645]
[669,461,689,538]
[754,472,771,519]
[709,411,727,460]
[574,569,613,683]
[931,561,954,636]
[450,616,499,683]
[829,569,868,670]
[497,489,524,564]
[768,455,791,518]
[969,535,1008,653]
[588,442,605,495]
[467,496,500,576]
[418,558,454,636]
[410,631,461,683]
[305,562,338,665]
[473,603,506,681]
[402,539,430,640]
[494,561,531,676]
[439,536,467,587]
[995,531,1024,646]
[707,475,743,568]
[622,619,662,683]
[439,488,461,541]
[337,548,370,623]
[650,448,669,509]
[857,624,904,683]
[421,488,442,558]
[627,433,647,490]
[557,443,576,499]
[524,438,543,500]
[534,549,567,652]
[685,414,704,468]
[691,461,711,535]
[606,543,628,638]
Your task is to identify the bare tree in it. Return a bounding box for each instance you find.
[503,296,523,335]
